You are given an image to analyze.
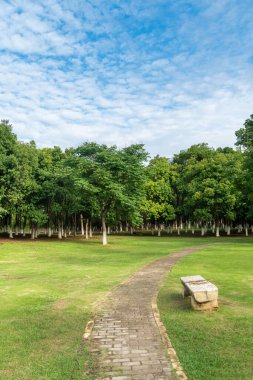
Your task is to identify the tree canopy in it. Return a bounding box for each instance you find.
[0,115,253,241]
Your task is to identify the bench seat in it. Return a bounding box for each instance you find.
[181,275,218,311]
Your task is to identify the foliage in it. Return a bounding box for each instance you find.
[1,115,253,239]
[72,142,148,243]
[143,156,175,225]
[235,114,253,223]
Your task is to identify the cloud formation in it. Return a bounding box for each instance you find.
[0,0,253,156]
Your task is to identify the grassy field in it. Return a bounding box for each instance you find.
[0,235,216,380]
[0,236,252,380]
[158,239,253,380]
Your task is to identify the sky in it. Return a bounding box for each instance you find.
[0,0,253,157]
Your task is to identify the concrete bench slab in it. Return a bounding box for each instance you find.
[181,275,218,311]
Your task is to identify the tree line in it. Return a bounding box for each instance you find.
[0,115,253,244]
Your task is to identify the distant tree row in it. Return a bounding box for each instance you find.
[0,115,253,243]
[143,115,253,237]
[0,120,148,244]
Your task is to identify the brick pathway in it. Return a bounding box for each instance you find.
[86,246,209,380]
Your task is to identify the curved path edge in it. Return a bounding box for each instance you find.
[152,292,187,380]
[81,244,217,380]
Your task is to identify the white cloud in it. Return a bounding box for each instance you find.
[0,0,253,157]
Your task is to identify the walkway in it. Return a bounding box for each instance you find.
[86,246,209,380]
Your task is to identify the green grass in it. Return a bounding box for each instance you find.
[158,239,253,380]
[1,236,252,379]
[0,235,217,380]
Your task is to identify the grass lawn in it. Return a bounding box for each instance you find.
[158,239,253,380]
[1,236,252,380]
[0,235,217,380]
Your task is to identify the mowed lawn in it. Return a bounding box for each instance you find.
[0,236,215,380]
[0,236,252,380]
[158,240,253,380]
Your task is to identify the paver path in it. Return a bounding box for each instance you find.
[87,245,211,380]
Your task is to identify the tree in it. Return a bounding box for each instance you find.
[173,144,214,232]
[235,114,253,151]
[73,142,148,245]
[36,147,79,238]
[143,156,175,234]
[0,120,19,236]
[235,114,253,233]
[178,148,240,236]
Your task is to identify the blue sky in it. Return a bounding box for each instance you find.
[0,0,253,156]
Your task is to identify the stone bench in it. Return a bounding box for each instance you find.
[181,275,218,311]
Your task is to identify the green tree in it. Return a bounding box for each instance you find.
[143,156,175,234]
[173,144,214,232]
[235,114,253,151]
[74,142,148,245]
[36,147,78,238]
[235,114,253,233]
[0,120,19,236]
[179,148,240,236]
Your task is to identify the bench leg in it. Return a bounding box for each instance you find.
[182,286,190,298]
[191,297,218,311]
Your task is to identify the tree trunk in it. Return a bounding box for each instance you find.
[201,227,205,236]
[245,226,249,237]
[58,222,62,239]
[8,226,13,238]
[8,216,13,238]
[102,214,107,245]
[22,218,27,237]
[80,214,84,236]
[48,226,52,237]
[158,229,161,237]
[215,225,220,237]
[89,222,93,238]
[227,225,231,236]
[86,219,89,240]
[74,213,77,237]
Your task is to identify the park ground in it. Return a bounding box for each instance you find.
[0,236,253,380]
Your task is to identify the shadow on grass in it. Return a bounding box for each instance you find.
[161,291,192,312]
